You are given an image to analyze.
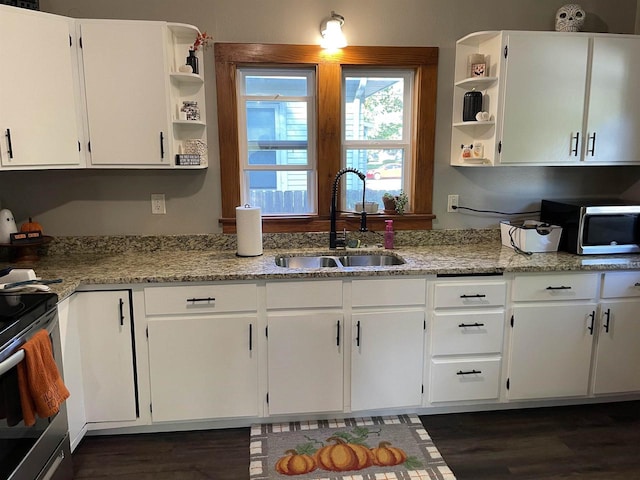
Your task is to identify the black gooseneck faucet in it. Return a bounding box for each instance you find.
[330,167,367,249]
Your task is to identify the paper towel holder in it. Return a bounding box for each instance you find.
[236,204,263,257]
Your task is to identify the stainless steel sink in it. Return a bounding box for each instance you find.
[274,256,340,268]
[274,253,405,268]
[337,254,405,266]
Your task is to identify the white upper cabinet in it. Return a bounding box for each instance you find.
[585,37,640,164]
[79,20,172,167]
[0,6,83,169]
[451,30,640,166]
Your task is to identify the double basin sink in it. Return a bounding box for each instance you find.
[275,253,405,269]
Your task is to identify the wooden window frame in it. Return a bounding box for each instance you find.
[215,43,438,233]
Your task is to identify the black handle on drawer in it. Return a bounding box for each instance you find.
[588,311,595,335]
[249,323,253,351]
[457,369,481,375]
[187,297,215,303]
[160,131,165,159]
[5,129,13,159]
[587,132,596,156]
[460,294,486,298]
[118,298,125,326]
[336,320,340,347]
[546,285,572,290]
[458,322,485,328]
[356,321,361,347]
[603,308,611,334]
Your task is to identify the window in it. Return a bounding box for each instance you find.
[343,69,413,211]
[215,44,438,233]
[238,68,316,214]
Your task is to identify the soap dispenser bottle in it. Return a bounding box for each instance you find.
[384,219,394,249]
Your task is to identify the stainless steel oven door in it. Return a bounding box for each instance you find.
[0,307,72,480]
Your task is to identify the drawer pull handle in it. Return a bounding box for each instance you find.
[187,297,215,303]
[336,320,340,347]
[460,294,486,298]
[458,322,485,328]
[603,308,611,334]
[356,321,361,347]
[5,129,14,159]
[249,323,253,351]
[588,311,595,335]
[457,369,481,375]
[571,132,580,156]
[546,285,571,290]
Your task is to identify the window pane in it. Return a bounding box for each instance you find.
[345,148,404,210]
[345,76,405,141]
[246,101,308,165]
[244,75,309,96]
[245,171,314,215]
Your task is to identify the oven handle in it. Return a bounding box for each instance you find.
[0,349,25,376]
[0,310,57,376]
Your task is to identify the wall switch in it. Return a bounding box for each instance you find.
[151,194,166,214]
[447,194,459,213]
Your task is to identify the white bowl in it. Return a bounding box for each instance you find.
[355,202,379,213]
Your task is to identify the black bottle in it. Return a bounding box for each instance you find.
[186,50,199,75]
[463,90,483,121]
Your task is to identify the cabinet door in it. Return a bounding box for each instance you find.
[508,303,595,400]
[351,310,424,411]
[499,33,589,164]
[585,37,640,164]
[267,312,343,415]
[593,301,640,394]
[0,7,82,168]
[58,294,87,452]
[74,290,137,423]
[147,315,258,422]
[80,20,171,167]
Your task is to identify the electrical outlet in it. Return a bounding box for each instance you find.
[151,194,166,214]
[447,194,459,213]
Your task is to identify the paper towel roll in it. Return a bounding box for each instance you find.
[236,205,263,257]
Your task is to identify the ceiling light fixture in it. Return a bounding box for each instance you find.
[320,11,347,50]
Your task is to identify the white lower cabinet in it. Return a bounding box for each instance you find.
[147,315,258,421]
[58,294,86,452]
[350,278,426,411]
[428,277,506,403]
[144,283,259,422]
[267,312,344,415]
[592,272,640,395]
[73,290,138,424]
[351,310,425,411]
[507,273,599,400]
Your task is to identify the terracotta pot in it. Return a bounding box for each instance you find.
[382,196,396,214]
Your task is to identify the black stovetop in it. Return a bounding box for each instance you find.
[0,292,58,363]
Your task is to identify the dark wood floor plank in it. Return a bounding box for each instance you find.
[72,401,640,479]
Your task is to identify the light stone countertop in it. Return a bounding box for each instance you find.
[8,242,640,300]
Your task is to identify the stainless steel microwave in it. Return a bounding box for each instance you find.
[540,199,640,255]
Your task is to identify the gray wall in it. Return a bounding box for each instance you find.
[1,0,639,236]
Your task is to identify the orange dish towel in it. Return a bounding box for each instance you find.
[17,329,70,427]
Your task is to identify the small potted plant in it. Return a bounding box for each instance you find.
[382,191,409,215]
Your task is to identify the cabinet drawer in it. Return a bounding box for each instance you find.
[351,278,426,307]
[431,311,504,356]
[266,280,342,309]
[512,273,598,301]
[433,280,506,308]
[144,283,257,315]
[430,357,501,403]
[601,271,640,298]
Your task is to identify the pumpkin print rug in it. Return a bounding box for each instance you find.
[249,414,456,480]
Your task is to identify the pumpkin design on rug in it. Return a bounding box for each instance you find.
[250,415,456,480]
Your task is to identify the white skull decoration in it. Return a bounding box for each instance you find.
[555,4,586,32]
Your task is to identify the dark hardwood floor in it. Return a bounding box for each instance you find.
[72,401,640,479]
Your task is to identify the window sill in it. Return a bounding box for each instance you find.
[220,214,435,234]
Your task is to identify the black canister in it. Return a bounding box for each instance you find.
[462,90,483,121]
